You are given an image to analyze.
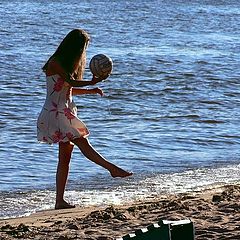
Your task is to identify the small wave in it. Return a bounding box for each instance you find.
[195,119,225,124]
[224,92,240,97]
[156,59,167,63]
[162,87,175,91]
[188,138,239,146]
[217,134,240,139]
[183,72,195,77]
[199,100,222,105]
[165,114,200,119]
[195,60,209,65]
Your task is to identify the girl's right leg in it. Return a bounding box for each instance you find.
[72,137,132,178]
[55,142,75,209]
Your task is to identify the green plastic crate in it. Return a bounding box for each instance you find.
[116,219,194,240]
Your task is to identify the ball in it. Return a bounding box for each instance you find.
[89,54,113,78]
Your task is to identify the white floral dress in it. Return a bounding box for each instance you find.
[37,74,89,144]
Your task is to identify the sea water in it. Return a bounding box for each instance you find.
[0,0,240,219]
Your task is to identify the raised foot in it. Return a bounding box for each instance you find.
[55,200,76,210]
[110,167,133,178]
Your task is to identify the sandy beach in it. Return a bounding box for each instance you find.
[0,184,239,240]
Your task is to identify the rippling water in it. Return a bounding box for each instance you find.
[0,0,240,218]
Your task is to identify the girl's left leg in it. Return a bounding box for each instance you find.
[72,137,132,178]
[55,142,75,209]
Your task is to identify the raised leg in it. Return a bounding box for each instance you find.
[55,142,75,209]
[72,137,133,178]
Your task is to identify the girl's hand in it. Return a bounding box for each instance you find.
[92,87,104,97]
[91,74,110,85]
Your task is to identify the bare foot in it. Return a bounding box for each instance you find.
[55,200,75,210]
[110,167,133,178]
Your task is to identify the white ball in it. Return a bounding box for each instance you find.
[89,54,113,78]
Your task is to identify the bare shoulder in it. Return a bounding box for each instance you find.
[46,58,66,78]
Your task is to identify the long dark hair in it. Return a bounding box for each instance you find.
[42,29,90,80]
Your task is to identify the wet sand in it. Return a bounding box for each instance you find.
[0,184,239,240]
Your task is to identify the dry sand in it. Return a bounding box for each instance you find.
[0,184,239,240]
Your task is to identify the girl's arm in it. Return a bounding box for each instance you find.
[66,74,107,87]
[46,58,106,87]
[72,87,104,96]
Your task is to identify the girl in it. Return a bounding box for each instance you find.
[37,29,132,210]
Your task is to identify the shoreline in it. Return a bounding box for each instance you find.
[0,184,239,239]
